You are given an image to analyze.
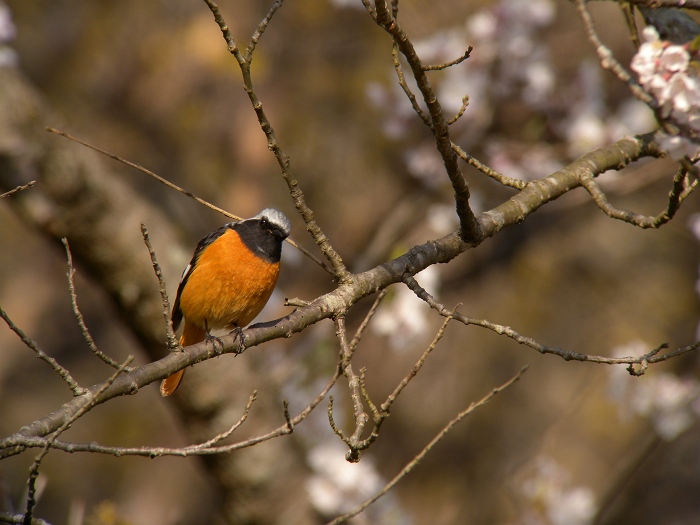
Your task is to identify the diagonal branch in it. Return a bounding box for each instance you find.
[0,307,86,396]
[62,238,128,371]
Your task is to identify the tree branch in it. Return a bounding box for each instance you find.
[325,366,528,525]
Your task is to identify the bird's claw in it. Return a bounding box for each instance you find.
[205,332,226,354]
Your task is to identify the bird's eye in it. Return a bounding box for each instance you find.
[260,217,269,227]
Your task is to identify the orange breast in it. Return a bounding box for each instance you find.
[177,229,281,331]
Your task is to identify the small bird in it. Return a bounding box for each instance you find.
[160,208,291,397]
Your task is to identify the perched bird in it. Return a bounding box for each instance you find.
[160,208,291,397]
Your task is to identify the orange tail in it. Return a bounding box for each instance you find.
[160,322,206,397]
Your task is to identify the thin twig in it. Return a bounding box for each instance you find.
[140,224,179,351]
[381,303,457,413]
[186,391,257,449]
[348,289,388,353]
[0,307,86,396]
[46,126,332,275]
[325,366,528,525]
[451,143,528,190]
[579,161,698,228]
[62,238,127,371]
[574,0,654,105]
[391,44,432,128]
[402,275,700,370]
[422,46,473,71]
[447,95,470,125]
[0,180,36,198]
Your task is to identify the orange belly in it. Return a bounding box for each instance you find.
[177,229,281,331]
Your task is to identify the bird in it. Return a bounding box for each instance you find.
[160,208,291,397]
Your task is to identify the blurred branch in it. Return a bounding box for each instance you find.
[0,307,86,396]
[325,366,528,525]
[0,512,50,525]
[203,0,350,282]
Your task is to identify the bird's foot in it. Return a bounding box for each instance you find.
[205,332,226,355]
[230,326,246,354]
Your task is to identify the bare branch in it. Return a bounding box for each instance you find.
[447,95,470,125]
[0,134,665,448]
[403,275,700,370]
[23,356,133,524]
[3,360,340,459]
[0,180,35,198]
[325,366,528,525]
[139,224,179,351]
[181,390,257,450]
[0,512,50,525]
[348,289,388,353]
[422,46,473,71]
[580,163,698,228]
[0,307,86,396]
[381,301,456,414]
[334,316,370,462]
[391,44,432,128]
[452,142,528,190]
[62,238,127,371]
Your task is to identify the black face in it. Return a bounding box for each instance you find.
[235,217,288,263]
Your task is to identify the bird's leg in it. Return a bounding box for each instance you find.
[204,319,225,354]
[229,323,246,354]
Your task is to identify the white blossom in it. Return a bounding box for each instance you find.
[630,24,700,159]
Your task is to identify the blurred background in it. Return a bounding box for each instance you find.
[1,0,699,524]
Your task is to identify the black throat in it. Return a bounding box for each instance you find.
[234,219,284,263]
